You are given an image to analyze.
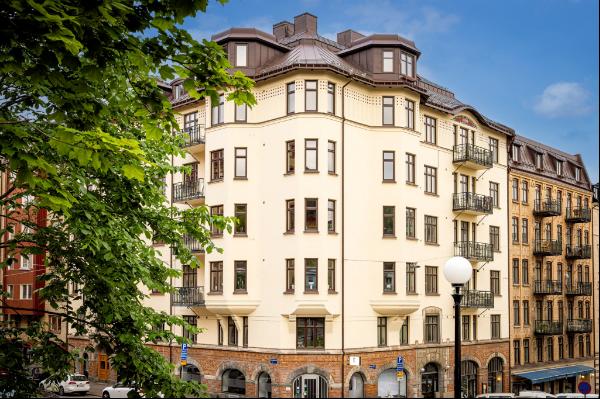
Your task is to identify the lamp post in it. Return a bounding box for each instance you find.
[443,256,472,399]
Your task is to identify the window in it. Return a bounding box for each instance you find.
[210,261,223,293]
[296,317,324,349]
[522,218,529,243]
[286,199,295,232]
[558,336,564,360]
[556,160,563,176]
[400,52,413,76]
[514,340,521,365]
[235,103,247,122]
[382,96,394,125]
[424,166,437,194]
[522,260,529,285]
[578,335,584,357]
[182,264,197,288]
[304,259,318,292]
[490,182,499,207]
[585,335,591,356]
[305,80,317,111]
[183,111,198,133]
[211,94,224,126]
[406,208,416,239]
[568,336,574,358]
[383,206,395,236]
[304,198,318,231]
[575,167,581,182]
[327,82,335,114]
[405,153,415,184]
[218,320,223,345]
[406,262,417,294]
[535,152,543,170]
[382,50,394,72]
[462,315,471,341]
[183,315,197,343]
[383,151,395,181]
[383,262,395,292]
[537,338,543,362]
[424,315,440,343]
[472,315,478,341]
[425,116,436,144]
[513,300,520,325]
[234,148,248,180]
[424,215,437,244]
[327,259,336,292]
[6,285,13,298]
[49,315,62,333]
[210,205,224,236]
[547,337,555,361]
[425,266,438,294]
[489,137,499,163]
[491,315,500,339]
[524,339,530,363]
[20,255,31,270]
[512,217,519,243]
[490,226,500,252]
[328,141,336,174]
[235,43,247,67]
[491,271,500,296]
[228,316,238,346]
[305,139,318,172]
[523,300,530,325]
[400,317,409,345]
[522,181,528,204]
[233,204,247,236]
[286,259,295,292]
[512,259,520,285]
[512,178,519,201]
[211,149,224,181]
[287,82,295,114]
[327,200,336,233]
[512,144,520,162]
[20,284,32,299]
[405,99,415,129]
[377,317,387,347]
[286,140,295,174]
[234,261,247,292]
[173,84,184,99]
[242,316,248,348]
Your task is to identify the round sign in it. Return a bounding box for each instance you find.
[578,381,591,395]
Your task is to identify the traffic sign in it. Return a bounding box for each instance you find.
[181,343,188,360]
[396,371,405,380]
[578,381,591,395]
[180,360,187,366]
[396,356,404,372]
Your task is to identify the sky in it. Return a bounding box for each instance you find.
[183,0,599,182]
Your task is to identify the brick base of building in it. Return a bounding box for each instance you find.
[68,337,509,398]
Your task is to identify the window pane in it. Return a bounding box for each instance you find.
[383,51,393,72]
[305,259,318,292]
[236,44,247,67]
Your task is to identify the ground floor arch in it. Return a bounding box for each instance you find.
[293,374,328,398]
[378,368,409,397]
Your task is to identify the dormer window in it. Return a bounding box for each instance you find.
[235,43,248,67]
[400,52,414,77]
[575,167,581,182]
[556,160,563,176]
[173,84,184,99]
[535,152,543,170]
[512,144,521,162]
[382,50,394,73]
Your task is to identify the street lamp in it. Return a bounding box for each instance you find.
[443,256,472,399]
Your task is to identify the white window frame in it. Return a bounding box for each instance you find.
[20,284,32,299]
[20,255,31,270]
[382,50,394,73]
[235,43,248,67]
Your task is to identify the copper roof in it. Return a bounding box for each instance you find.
[338,34,420,56]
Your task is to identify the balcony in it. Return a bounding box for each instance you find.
[454,241,494,262]
[452,144,493,169]
[461,290,494,308]
[452,192,493,215]
[533,199,561,217]
[565,282,593,296]
[533,239,562,256]
[183,234,205,253]
[534,320,563,335]
[181,125,205,149]
[565,245,591,260]
[533,280,562,295]
[566,319,592,333]
[565,207,591,223]
[172,178,204,203]
[171,286,205,306]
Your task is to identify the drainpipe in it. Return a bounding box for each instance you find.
[169,153,174,365]
[506,135,514,393]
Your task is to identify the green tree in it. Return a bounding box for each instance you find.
[0,0,254,397]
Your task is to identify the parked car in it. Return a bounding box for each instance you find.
[102,383,135,398]
[518,391,556,398]
[39,374,89,396]
[476,394,516,398]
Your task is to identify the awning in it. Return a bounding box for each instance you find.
[513,365,594,384]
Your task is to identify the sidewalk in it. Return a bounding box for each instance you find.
[88,381,107,397]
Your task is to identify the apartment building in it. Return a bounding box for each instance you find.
[508,136,596,394]
[593,183,599,394]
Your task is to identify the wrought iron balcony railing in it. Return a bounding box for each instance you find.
[565,207,591,223]
[454,241,494,262]
[183,234,205,253]
[533,239,562,256]
[564,282,592,296]
[452,144,493,168]
[566,319,592,333]
[452,192,493,215]
[460,290,494,308]
[171,286,205,306]
[533,199,561,216]
[565,244,591,259]
[172,178,205,202]
[181,125,205,147]
[534,320,563,335]
[533,280,563,295]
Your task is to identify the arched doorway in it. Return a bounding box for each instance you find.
[222,369,245,395]
[461,360,478,398]
[487,357,503,393]
[349,372,364,398]
[181,364,201,382]
[257,372,272,398]
[293,374,328,398]
[421,363,440,397]
[378,368,408,397]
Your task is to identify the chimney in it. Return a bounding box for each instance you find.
[293,13,317,34]
[273,21,293,41]
[336,29,365,47]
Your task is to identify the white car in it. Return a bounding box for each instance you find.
[102,383,136,398]
[39,374,90,396]
[518,391,556,398]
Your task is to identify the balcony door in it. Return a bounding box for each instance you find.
[184,162,199,183]
[183,264,197,288]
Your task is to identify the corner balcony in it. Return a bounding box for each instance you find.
[533,199,561,217]
[565,207,591,223]
[181,125,205,151]
[452,192,493,215]
[452,144,493,169]
[565,282,592,296]
[534,320,563,335]
[172,178,205,205]
[533,239,562,256]
[533,280,562,295]
[565,244,591,260]
[171,286,205,306]
[461,290,494,308]
[183,234,205,253]
[566,319,592,333]
[454,241,494,262]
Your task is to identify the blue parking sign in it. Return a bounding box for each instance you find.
[181,343,188,360]
[396,356,404,371]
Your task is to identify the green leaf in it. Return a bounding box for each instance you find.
[122,164,145,181]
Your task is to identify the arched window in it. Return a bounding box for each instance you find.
[487,357,503,393]
[421,363,440,394]
[349,373,364,398]
[461,360,478,398]
[293,374,328,398]
[257,372,272,398]
[378,368,409,397]
[222,369,245,395]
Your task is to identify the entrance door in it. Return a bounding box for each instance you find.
[98,353,109,380]
[294,374,327,398]
[303,376,318,398]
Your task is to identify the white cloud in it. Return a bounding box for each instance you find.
[533,82,592,117]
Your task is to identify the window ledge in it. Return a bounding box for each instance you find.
[283,290,295,295]
[328,231,338,235]
[406,292,418,296]
[425,242,439,246]
[304,170,319,174]
[233,290,248,295]
[425,293,440,296]
[283,231,295,235]
[207,292,223,296]
[382,180,396,184]
[283,172,295,176]
[405,182,418,187]
[382,291,397,295]
[233,177,248,181]
[382,235,397,239]
[211,234,223,239]
[328,172,338,176]
[303,291,319,295]
[406,236,418,241]
[208,179,223,184]
[424,192,439,197]
[233,233,248,238]
[303,230,319,234]
[328,290,338,295]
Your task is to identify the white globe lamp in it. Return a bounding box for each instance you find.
[443,256,471,286]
